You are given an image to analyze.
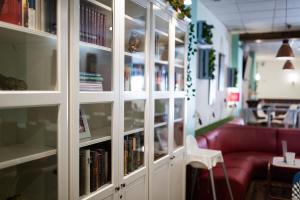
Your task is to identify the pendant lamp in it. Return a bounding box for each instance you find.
[276,0,295,60]
[276,39,295,60]
[282,60,295,70]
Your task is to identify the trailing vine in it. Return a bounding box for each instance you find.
[186,23,197,100]
[166,0,195,100]
[166,0,192,20]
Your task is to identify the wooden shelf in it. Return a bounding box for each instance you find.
[0,144,57,170]
[154,122,168,128]
[175,63,184,68]
[174,118,183,123]
[0,21,57,41]
[124,51,145,59]
[175,38,184,44]
[80,135,111,148]
[80,41,112,52]
[155,29,168,37]
[80,183,112,200]
[124,128,144,136]
[125,15,145,26]
[85,0,112,11]
[155,59,169,65]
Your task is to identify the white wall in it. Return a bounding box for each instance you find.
[256,59,300,99]
[194,2,232,129]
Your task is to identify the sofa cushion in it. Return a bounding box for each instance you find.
[277,128,300,155]
[224,151,275,179]
[205,126,277,154]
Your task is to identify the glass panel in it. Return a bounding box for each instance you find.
[174,99,184,148]
[175,40,184,66]
[0,0,57,34]
[124,1,146,91]
[0,27,57,91]
[80,0,113,48]
[79,46,112,91]
[155,16,168,61]
[174,67,184,91]
[0,106,57,166]
[79,0,113,92]
[175,27,185,42]
[124,100,145,132]
[0,156,57,200]
[79,103,112,144]
[154,99,169,160]
[79,141,111,196]
[155,63,168,91]
[124,100,145,176]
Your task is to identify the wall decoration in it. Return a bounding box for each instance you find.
[218,53,225,91]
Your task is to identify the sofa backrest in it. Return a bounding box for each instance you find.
[277,128,300,156]
[195,135,208,149]
[204,125,278,154]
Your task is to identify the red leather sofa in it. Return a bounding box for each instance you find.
[190,125,300,200]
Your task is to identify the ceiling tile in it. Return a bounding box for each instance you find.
[238,1,275,12]
[241,10,274,20]
[206,4,239,14]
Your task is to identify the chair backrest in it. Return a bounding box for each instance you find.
[186,135,199,155]
[292,172,300,199]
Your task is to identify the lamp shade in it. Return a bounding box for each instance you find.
[276,39,295,60]
[283,60,295,70]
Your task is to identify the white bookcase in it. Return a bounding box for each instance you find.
[0,0,187,200]
[0,0,68,200]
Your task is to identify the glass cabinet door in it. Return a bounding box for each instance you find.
[174,26,185,91]
[124,1,146,91]
[79,0,113,92]
[174,98,184,149]
[154,15,169,91]
[124,100,145,176]
[0,106,58,200]
[0,1,58,91]
[154,99,169,160]
[79,103,113,197]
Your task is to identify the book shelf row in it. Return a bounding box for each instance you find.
[0,0,57,34]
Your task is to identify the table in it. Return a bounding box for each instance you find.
[267,157,300,199]
[186,148,234,200]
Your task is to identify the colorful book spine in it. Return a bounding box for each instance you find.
[0,0,22,25]
[28,0,36,29]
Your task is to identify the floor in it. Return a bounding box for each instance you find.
[246,180,291,200]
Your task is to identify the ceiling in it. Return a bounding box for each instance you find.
[201,0,300,33]
[246,39,300,59]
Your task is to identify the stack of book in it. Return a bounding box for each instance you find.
[80,147,110,196]
[80,0,107,46]
[80,72,103,91]
[0,0,57,34]
[124,63,144,91]
[124,132,144,175]
[155,64,168,91]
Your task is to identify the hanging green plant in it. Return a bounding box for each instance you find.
[208,49,216,79]
[202,23,213,44]
[166,0,192,19]
[186,23,197,100]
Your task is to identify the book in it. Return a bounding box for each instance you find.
[22,0,28,27]
[90,150,100,192]
[0,0,22,25]
[28,0,35,29]
[80,149,90,196]
[80,1,107,46]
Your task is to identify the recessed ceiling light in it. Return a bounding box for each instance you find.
[255,39,262,44]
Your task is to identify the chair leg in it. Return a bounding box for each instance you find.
[209,169,217,200]
[221,162,234,200]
